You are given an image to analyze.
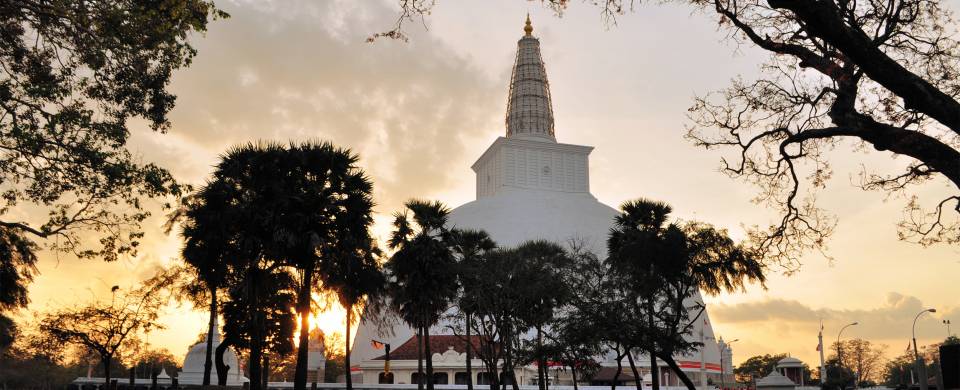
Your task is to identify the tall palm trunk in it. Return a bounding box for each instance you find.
[294,267,314,390]
[647,296,660,390]
[424,325,435,390]
[416,326,424,390]
[202,287,218,386]
[345,304,354,390]
[537,324,545,390]
[465,313,474,390]
[503,326,519,390]
[249,269,264,390]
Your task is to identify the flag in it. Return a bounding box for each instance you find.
[371,340,385,350]
[816,343,821,352]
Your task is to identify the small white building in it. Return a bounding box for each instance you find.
[178,321,248,386]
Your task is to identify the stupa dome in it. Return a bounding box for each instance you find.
[178,322,248,386]
[776,356,804,368]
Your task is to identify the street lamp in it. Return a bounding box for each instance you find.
[837,322,858,389]
[913,308,936,389]
[720,338,739,390]
[944,320,952,338]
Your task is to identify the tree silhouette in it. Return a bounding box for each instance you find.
[608,199,765,390]
[220,266,298,388]
[512,241,574,390]
[165,192,231,386]
[193,141,376,390]
[0,0,225,262]
[0,228,37,351]
[268,142,375,390]
[387,200,460,390]
[449,229,496,390]
[607,199,679,390]
[197,142,289,390]
[38,271,175,388]
[323,223,385,390]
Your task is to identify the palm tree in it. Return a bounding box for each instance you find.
[450,229,496,390]
[324,232,385,390]
[269,142,375,390]
[387,200,460,390]
[607,199,681,390]
[220,265,298,386]
[199,142,294,390]
[512,240,573,390]
[166,192,231,386]
[607,199,766,390]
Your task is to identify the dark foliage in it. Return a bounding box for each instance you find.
[0,0,226,261]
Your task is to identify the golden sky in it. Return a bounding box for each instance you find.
[20,0,959,368]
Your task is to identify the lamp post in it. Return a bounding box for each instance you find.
[913,308,936,390]
[720,338,739,390]
[837,322,858,390]
[944,320,952,338]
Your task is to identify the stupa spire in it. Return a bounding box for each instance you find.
[506,15,555,142]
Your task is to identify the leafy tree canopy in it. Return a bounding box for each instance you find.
[1,0,226,260]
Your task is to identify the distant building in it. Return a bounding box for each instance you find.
[71,317,326,388]
[756,371,798,390]
[775,357,805,386]
[178,319,248,386]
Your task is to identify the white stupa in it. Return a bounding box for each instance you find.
[352,16,727,386]
[178,318,248,386]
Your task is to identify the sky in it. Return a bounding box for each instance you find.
[19,0,960,368]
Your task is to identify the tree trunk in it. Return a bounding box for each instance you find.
[103,355,112,390]
[425,325,435,390]
[203,287,218,386]
[216,336,233,386]
[650,348,660,390]
[466,313,474,390]
[249,269,264,390]
[345,304,354,390]
[627,349,643,389]
[294,267,314,390]
[571,365,579,390]
[503,326,520,390]
[417,326,424,390]
[612,353,622,390]
[647,297,660,390]
[660,353,698,390]
[537,324,545,390]
[263,353,271,389]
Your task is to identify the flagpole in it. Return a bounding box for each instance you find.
[818,321,826,385]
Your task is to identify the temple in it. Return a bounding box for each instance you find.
[351,16,732,387]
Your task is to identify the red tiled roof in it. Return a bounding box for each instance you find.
[373,335,488,360]
[591,367,636,382]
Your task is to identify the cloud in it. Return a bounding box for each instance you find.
[712,292,957,342]
[128,0,503,213]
